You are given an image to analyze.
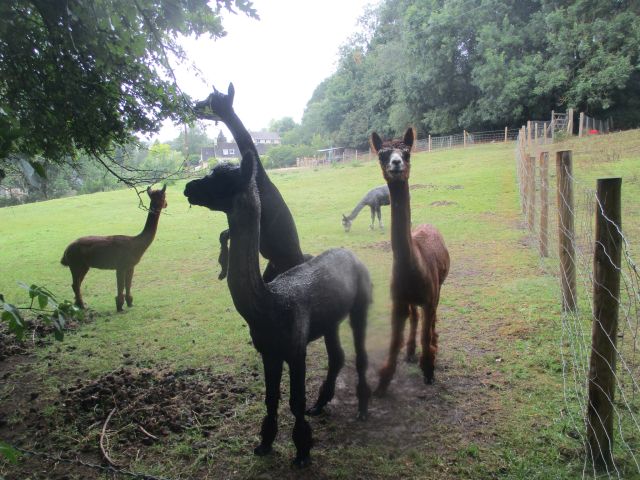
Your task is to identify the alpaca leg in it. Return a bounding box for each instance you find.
[377,206,384,229]
[350,305,371,420]
[289,355,313,467]
[405,304,419,363]
[115,269,125,312]
[420,306,438,384]
[375,302,409,396]
[306,327,344,416]
[255,354,283,456]
[125,267,134,307]
[70,265,89,309]
[369,206,375,230]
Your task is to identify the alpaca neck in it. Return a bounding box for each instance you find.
[346,199,367,221]
[224,111,261,163]
[388,181,413,266]
[136,209,161,249]
[226,189,269,323]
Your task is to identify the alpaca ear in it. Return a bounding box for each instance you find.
[404,128,415,150]
[370,132,383,154]
[227,83,235,105]
[146,186,151,196]
[161,184,167,193]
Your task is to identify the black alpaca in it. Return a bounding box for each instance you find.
[342,184,390,232]
[184,151,372,467]
[194,83,309,281]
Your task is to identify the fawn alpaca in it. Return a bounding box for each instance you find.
[61,185,167,311]
[342,185,390,232]
[371,129,450,394]
[184,152,372,467]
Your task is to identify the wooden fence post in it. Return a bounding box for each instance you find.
[587,177,622,468]
[579,112,585,137]
[534,123,538,146]
[428,134,432,152]
[556,150,577,311]
[519,128,527,213]
[505,126,508,143]
[567,108,574,134]
[463,130,467,147]
[527,121,532,149]
[539,151,549,257]
[527,156,535,231]
[543,122,548,144]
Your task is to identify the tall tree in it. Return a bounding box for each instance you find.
[0,0,257,184]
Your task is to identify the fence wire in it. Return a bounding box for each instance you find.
[296,128,519,167]
[515,127,640,479]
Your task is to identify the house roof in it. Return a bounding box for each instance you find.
[250,131,281,141]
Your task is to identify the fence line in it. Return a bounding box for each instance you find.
[295,127,519,167]
[515,125,640,478]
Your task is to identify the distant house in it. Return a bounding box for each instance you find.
[250,131,281,145]
[200,131,281,163]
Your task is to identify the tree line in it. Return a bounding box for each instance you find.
[282,0,640,150]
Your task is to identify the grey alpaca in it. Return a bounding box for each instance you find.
[184,151,372,467]
[342,185,390,232]
[193,83,309,281]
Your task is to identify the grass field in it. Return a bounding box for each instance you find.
[1,131,639,479]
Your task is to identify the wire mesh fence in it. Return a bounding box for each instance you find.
[515,128,640,479]
[296,128,519,168]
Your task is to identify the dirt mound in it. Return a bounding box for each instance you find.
[59,366,259,445]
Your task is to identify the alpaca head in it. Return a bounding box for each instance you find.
[184,162,243,212]
[370,128,415,183]
[184,149,257,214]
[147,184,168,213]
[342,214,352,232]
[193,83,236,121]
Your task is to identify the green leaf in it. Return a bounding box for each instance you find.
[2,305,25,340]
[0,441,21,464]
[37,293,48,309]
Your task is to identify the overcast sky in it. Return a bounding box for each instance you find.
[153,0,375,142]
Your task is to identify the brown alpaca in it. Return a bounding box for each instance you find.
[60,185,168,311]
[370,129,450,394]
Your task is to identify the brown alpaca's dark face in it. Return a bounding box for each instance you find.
[370,129,414,183]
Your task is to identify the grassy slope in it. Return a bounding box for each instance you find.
[0,131,638,479]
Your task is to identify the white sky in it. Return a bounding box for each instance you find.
[154,0,375,142]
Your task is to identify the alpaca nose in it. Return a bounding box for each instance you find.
[391,158,401,167]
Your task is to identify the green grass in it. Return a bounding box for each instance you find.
[1,131,639,479]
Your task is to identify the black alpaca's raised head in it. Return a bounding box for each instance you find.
[183,162,244,212]
[148,184,168,212]
[193,82,235,121]
[370,128,415,183]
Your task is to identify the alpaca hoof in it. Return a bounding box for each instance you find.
[292,455,311,468]
[253,444,272,456]
[305,406,324,416]
[424,375,435,385]
[405,352,418,363]
[356,411,368,421]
